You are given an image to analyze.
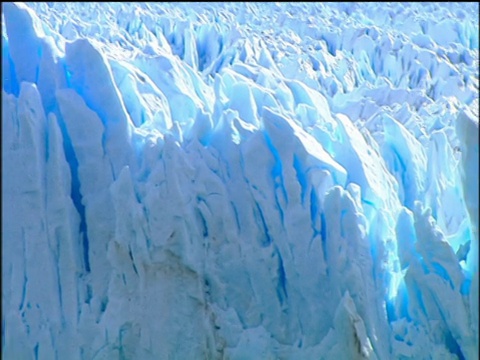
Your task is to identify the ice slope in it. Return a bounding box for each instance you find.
[2,2,479,359]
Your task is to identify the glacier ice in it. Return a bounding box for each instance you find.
[2,2,479,359]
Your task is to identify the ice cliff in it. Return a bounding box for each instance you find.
[2,2,479,359]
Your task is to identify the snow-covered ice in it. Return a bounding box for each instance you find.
[2,2,479,359]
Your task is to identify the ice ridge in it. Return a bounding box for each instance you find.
[2,2,479,359]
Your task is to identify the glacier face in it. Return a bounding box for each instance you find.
[1,2,479,359]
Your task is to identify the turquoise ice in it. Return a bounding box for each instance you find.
[2,2,478,359]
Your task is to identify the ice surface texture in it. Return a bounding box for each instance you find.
[2,2,479,359]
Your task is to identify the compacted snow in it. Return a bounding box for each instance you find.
[2,2,479,359]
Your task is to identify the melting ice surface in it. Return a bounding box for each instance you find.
[2,2,479,359]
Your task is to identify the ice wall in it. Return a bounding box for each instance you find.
[2,2,479,359]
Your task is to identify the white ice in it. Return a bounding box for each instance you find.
[2,2,479,359]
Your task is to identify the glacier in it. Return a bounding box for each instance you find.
[1,2,479,359]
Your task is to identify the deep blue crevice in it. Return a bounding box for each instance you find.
[61,58,72,88]
[361,197,377,211]
[54,110,90,273]
[389,146,407,175]
[213,54,228,74]
[389,146,411,207]
[195,201,209,238]
[310,188,320,236]
[255,201,272,247]
[128,246,139,276]
[396,280,411,321]
[293,155,307,205]
[86,284,92,304]
[445,328,465,360]
[196,29,210,72]
[18,273,27,311]
[230,201,241,233]
[274,191,285,229]
[73,173,90,273]
[275,247,288,305]
[263,132,289,204]
[261,131,288,228]
[431,262,454,290]
[320,212,327,259]
[79,219,90,273]
[320,213,327,242]
[140,108,146,126]
[100,297,109,314]
[419,258,430,275]
[56,262,63,316]
[34,55,40,84]
[197,49,207,72]
[340,209,348,238]
[217,35,224,56]
[460,278,471,296]
[414,284,427,316]
[386,299,396,322]
[271,154,282,180]
[34,343,39,360]
[6,46,20,96]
